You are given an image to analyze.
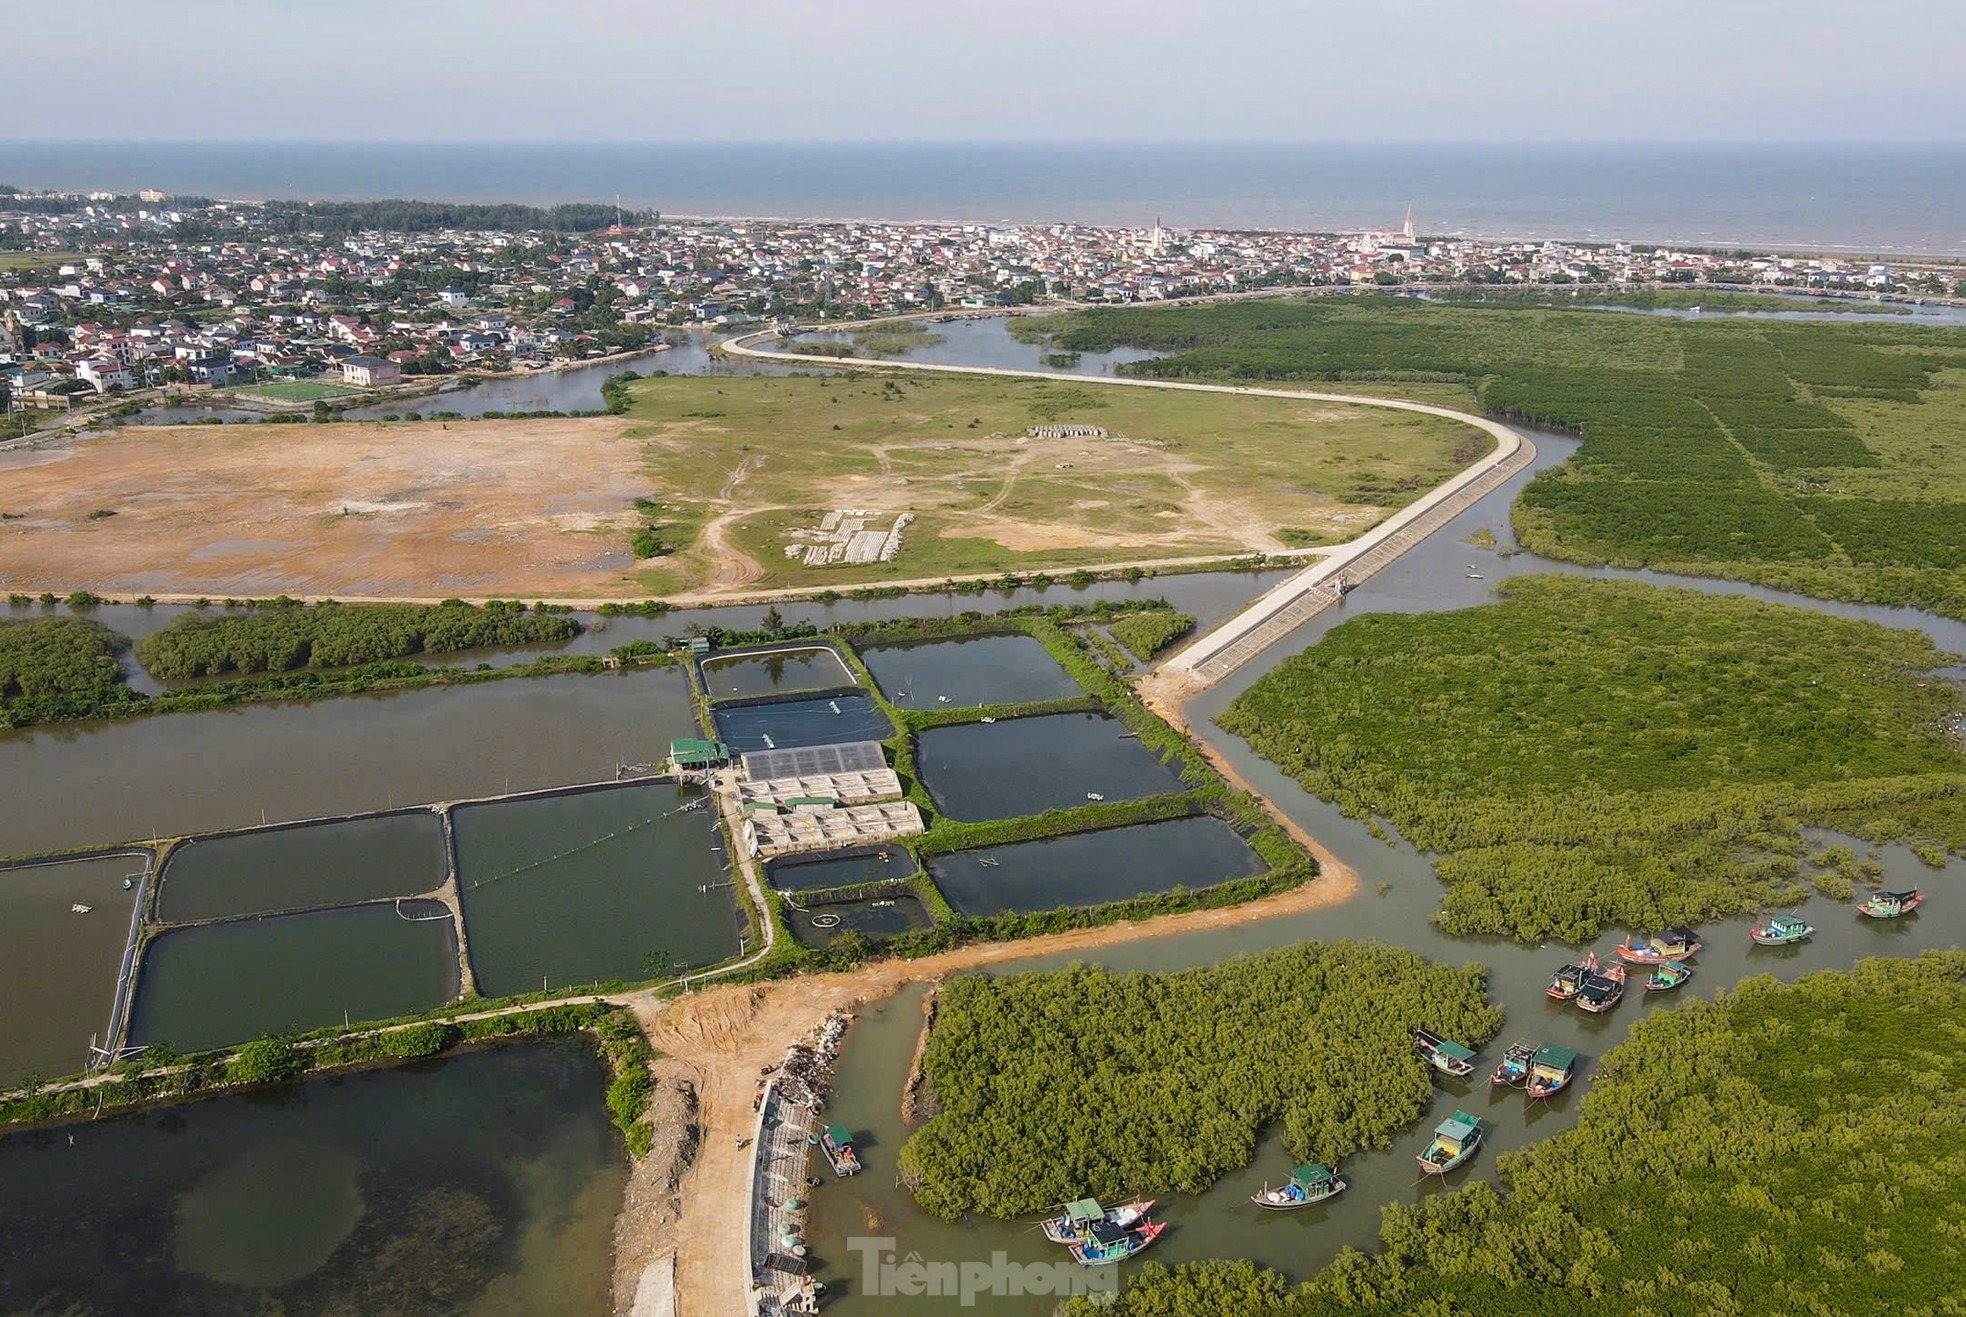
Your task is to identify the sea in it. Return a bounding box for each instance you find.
[3,141,1965,257]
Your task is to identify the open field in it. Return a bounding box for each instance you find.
[0,250,83,272]
[227,379,365,403]
[624,371,1487,592]
[0,417,646,598]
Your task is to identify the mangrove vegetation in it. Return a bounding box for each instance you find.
[136,599,581,678]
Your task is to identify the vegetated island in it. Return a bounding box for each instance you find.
[135,598,579,678]
[1021,295,1966,620]
[896,942,1500,1218]
[1065,950,1966,1316]
[1217,576,1966,942]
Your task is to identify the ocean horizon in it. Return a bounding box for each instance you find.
[4,140,1964,256]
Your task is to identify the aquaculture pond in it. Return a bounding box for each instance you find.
[0,666,698,860]
[127,903,459,1053]
[452,782,737,996]
[710,692,893,753]
[789,893,934,949]
[700,644,856,698]
[859,632,1085,708]
[0,1036,627,1316]
[156,810,446,923]
[765,847,917,893]
[927,815,1266,916]
[0,853,145,1086]
[913,711,1185,821]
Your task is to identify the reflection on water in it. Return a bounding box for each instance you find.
[928,816,1264,916]
[860,632,1084,708]
[914,712,1184,821]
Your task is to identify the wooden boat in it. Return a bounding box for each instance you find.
[1041,1197,1156,1244]
[1546,950,1599,1001]
[1412,1027,1478,1078]
[1643,960,1694,992]
[1069,1217,1166,1266]
[1577,963,1626,1014]
[1489,1040,1537,1088]
[1525,1044,1578,1100]
[1749,916,1814,946]
[1417,1111,1482,1175]
[1858,888,1925,920]
[1614,927,1702,965]
[819,1124,861,1176]
[1251,1163,1347,1211]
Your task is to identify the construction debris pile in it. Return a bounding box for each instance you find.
[784,509,913,567]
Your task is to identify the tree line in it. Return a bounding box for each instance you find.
[135,600,582,679]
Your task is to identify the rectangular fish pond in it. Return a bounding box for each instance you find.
[128,901,460,1053]
[789,893,934,949]
[859,633,1084,708]
[765,846,918,893]
[927,815,1266,916]
[0,1036,625,1316]
[711,692,893,753]
[700,644,856,699]
[913,711,1186,821]
[156,810,447,923]
[0,853,145,1086]
[452,781,739,996]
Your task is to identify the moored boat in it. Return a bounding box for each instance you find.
[1858,888,1925,920]
[1069,1218,1166,1266]
[820,1124,862,1176]
[1614,927,1703,965]
[1525,1044,1578,1100]
[1417,1111,1483,1175]
[1490,1040,1538,1088]
[1749,915,1815,946]
[1546,950,1599,1001]
[1577,963,1626,1014]
[1412,1027,1478,1077]
[1643,960,1694,992]
[1251,1163,1347,1211]
[1041,1197,1156,1243]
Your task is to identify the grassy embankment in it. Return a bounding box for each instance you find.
[1024,295,1966,620]
[618,369,1488,594]
[1218,576,1966,942]
[898,942,1501,1218]
[1067,951,1966,1316]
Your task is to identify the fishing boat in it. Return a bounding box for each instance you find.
[1525,1044,1578,1100]
[1749,916,1815,947]
[1577,963,1626,1014]
[1489,1040,1538,1088]
[1643,960,1694,992]
[1041,1197,1157,1243]
[1545,950,1599,1001]
[1858,888,1926,920]
[1614,927,1702,965]
[819,1124,862,1176]
[1069,1218,1167,1266]
[1411,1027,1478,1077]
[1251,1163,1347,1211]
[1417,1111,1483,1175]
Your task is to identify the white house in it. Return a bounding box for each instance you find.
[340,355,402,387]
[77,358,135,392]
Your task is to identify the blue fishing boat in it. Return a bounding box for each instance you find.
[1251,1164,1347,1211]
[1417,1111,1482,1175]
[1749,916,1814,947]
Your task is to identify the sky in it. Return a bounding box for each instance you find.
[8,0,1963,144]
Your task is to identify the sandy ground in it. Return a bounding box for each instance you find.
[621,668,1357,1316]
[0,418,648,597]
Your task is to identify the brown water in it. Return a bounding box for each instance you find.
[0,853,145,1084]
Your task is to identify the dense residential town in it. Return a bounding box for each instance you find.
[4,185,1963,416]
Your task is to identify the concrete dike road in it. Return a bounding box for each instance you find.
[721,328,1537,687]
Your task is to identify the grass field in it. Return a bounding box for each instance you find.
[0,251,84,272]
[228,379,365,403]
[623,371,1488,592]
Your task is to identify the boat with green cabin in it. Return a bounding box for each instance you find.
[1417,1111,1482,1175]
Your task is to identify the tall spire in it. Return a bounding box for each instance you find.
[1404,206,1415,243]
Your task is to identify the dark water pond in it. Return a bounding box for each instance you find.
[156,810,446,923]
[0,853,144,1084]
[453,782,737,995]
[0,1036,626,1316]
[766,847,917,893]
[927,815,1266,916]
[914,712,1185,821]
[701,645,855,699]
[789,893,934,948]
[859,633,1084,708]
[128,902,459,1052]
[711,692,893,753]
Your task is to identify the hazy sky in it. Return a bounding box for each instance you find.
[12,0,1963,143]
